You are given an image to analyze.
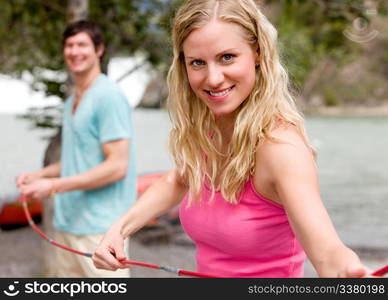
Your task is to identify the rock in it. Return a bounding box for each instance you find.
[137,72,168,108]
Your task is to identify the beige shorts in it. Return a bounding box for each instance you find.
[45,230,131,278]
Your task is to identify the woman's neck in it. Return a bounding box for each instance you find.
[215,114,236,143]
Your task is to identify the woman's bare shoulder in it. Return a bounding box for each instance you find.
[261,122,309,152]
[255,121,315,175]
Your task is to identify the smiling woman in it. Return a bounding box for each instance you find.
[92,0,374,278]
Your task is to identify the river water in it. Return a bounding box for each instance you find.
[1,111,387,251]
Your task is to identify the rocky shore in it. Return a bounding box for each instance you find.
[304,103,388,117]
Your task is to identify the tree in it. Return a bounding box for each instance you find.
[0,0,181,129]
[264,0,370,94]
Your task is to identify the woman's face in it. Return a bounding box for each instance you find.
[183,20,258,118]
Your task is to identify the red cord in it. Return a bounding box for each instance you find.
[22,196,386,278]
[21,196,219,278]
[371,265,388,277]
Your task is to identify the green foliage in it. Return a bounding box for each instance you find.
[272,0,369,88]
[1,0,387,131]
[0,0,64,75]
[323,87,340,106]
[0,0,181,99]
[0,0,182,131]
[377,39,388,77]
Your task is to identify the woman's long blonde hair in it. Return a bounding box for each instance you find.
[168,0,311,204]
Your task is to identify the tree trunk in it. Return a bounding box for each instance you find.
[41,129,62,276]
[301,58,336,104]
[138,71,168,108]
[42,0,89,277]
[67,0,89,22]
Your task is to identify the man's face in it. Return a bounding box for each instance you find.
[63,32,103,75]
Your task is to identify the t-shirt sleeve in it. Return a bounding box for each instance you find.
[96,89,133,143]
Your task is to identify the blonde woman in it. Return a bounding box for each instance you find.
[93,0,370,277]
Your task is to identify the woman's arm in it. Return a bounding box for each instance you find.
[254,125,369,277]
[92,169,188,270]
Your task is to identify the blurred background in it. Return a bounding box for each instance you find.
[0,0,387,277]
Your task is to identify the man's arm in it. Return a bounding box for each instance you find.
[40,162,62,178]
[19,139,129,200]
[16,162,61,187]
[54,139,129,192]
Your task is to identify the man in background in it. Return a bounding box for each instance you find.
[16,20,136,277]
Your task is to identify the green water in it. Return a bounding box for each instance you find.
[306,116,388,249]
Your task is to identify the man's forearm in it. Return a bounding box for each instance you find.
[39,162,61,178]
[52,159,127,193]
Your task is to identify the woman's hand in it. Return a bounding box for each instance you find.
[337,264,370,278]
[317,245,374,278]
[92,223,131,271]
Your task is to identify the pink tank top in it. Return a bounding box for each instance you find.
[179,179,306,277]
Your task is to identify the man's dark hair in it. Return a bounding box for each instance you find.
[63,20,105,60]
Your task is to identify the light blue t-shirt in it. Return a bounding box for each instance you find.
[53,74,137,235]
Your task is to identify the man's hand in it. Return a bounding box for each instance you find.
[16,171,42,188]
[19,178,55,201]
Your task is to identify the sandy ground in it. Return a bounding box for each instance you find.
[1,223,387,278]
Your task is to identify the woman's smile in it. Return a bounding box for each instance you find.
[205,86,235,102]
